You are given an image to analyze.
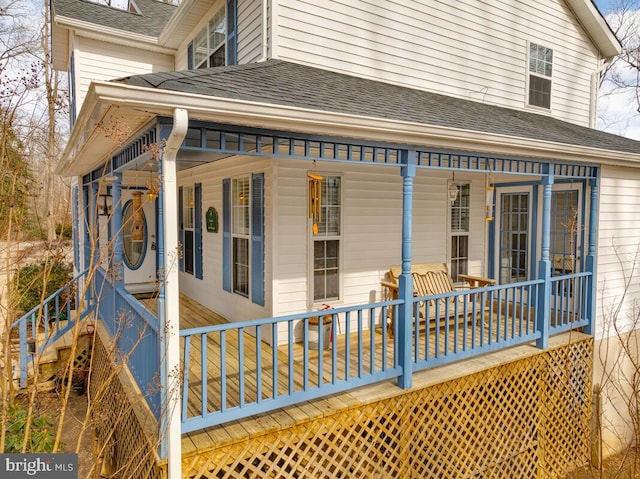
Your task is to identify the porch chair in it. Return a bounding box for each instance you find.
[381,263,495,334]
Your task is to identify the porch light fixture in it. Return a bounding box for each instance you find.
[146,169,158,201]
[99,193,113,216]
[447,181,459,204]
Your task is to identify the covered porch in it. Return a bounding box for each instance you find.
[83,116,598,439]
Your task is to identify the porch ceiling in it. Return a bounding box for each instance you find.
[58,61,640,177]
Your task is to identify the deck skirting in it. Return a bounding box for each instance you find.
[182,333,593,478]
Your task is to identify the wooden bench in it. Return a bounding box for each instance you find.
[381,263,495,334]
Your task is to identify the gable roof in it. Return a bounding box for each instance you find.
[51,0,176,38]
[117,60,640,156]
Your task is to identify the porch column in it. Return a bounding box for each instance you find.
[536,166,554,349]
[90,181,99,267]
[158,109,188,479]
[584,176,599,335]
[397,149,415,390]
[110,173,124,286]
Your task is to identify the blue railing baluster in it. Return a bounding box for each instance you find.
[345,311,351,380]
[369,308,375,375]
[288,321,294,394]
[357,309,363,378]
[201,334,207,415]
[302,319,308,391]
[331,314,337,383]
[238,328,245,407]
[220,330,227,412]
[256,325,262,403]
[272,324,278,398]
[182,337,191,420]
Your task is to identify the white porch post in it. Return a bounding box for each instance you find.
[159,108,188,479]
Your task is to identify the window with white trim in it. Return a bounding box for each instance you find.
[528,42,553,109]
[449,183,470,282]
[232,177,250,296]
[189,5,226,69]
[311,176,341,302]
[182,186,195,274]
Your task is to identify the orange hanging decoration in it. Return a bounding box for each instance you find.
[131,191,144,242]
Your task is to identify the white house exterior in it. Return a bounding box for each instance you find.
[40,0,640,476]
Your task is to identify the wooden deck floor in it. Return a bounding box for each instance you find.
[137,294,543,459]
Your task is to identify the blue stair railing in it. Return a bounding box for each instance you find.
[10,268,94,388]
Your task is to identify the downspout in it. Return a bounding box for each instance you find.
[159,108,188,479]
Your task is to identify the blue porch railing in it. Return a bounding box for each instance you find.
[549,271,591,333]
[11,268,93,388]
[94,268,160,415]
[179,300,401,433]
[179,271,593,433]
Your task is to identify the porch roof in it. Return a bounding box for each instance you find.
[59,60,640,177]
[118,60,639,156]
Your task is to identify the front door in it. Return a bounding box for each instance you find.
[496,189,532,284]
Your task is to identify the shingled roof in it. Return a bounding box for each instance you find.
[118,60,640,155]
[51,0,176,37]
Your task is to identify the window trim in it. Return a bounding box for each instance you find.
[187,1,237,70]
[231,176,251,297]
[526,41,553,110]
[447,181,471,284]
[121,199,148,271]
[308,174,343,306]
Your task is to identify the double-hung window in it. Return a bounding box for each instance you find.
[311,176,341,302]
[179,183,203,278]
[232,178,250,296]
[449,183,470,282]
[222,173,265,305]
[528,42,553,109]
[183,186,195,274]
[187,0,237,69]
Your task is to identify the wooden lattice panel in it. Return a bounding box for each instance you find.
[183,337,593,479]
[90,333,164,479]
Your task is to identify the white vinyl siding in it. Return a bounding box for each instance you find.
[72,36,173,110]
[597,166,640,338]
[273,161,487,321]
[237,0,264,63]
[273,0,599,126]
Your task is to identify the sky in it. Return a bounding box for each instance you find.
[592,0,640,140]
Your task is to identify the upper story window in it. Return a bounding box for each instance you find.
[187,1,237,69]
[528,42,553,109]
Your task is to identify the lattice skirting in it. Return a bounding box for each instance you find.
[184,337,593,479]
[90,329,164,479]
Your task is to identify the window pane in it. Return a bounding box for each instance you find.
[233,237,249,296]
[183,186,194,229]
[314,239,339,301]
[528,75,551,109]
[316,177,341,236]
[209,7,226,50]
[194,27,208,68]
[184,230,194,274]
[232,178,250,235]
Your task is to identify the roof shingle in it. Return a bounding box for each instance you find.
[52,0,176,37]
[118,60,640,155]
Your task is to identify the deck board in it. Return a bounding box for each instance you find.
[139,295,541,456]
